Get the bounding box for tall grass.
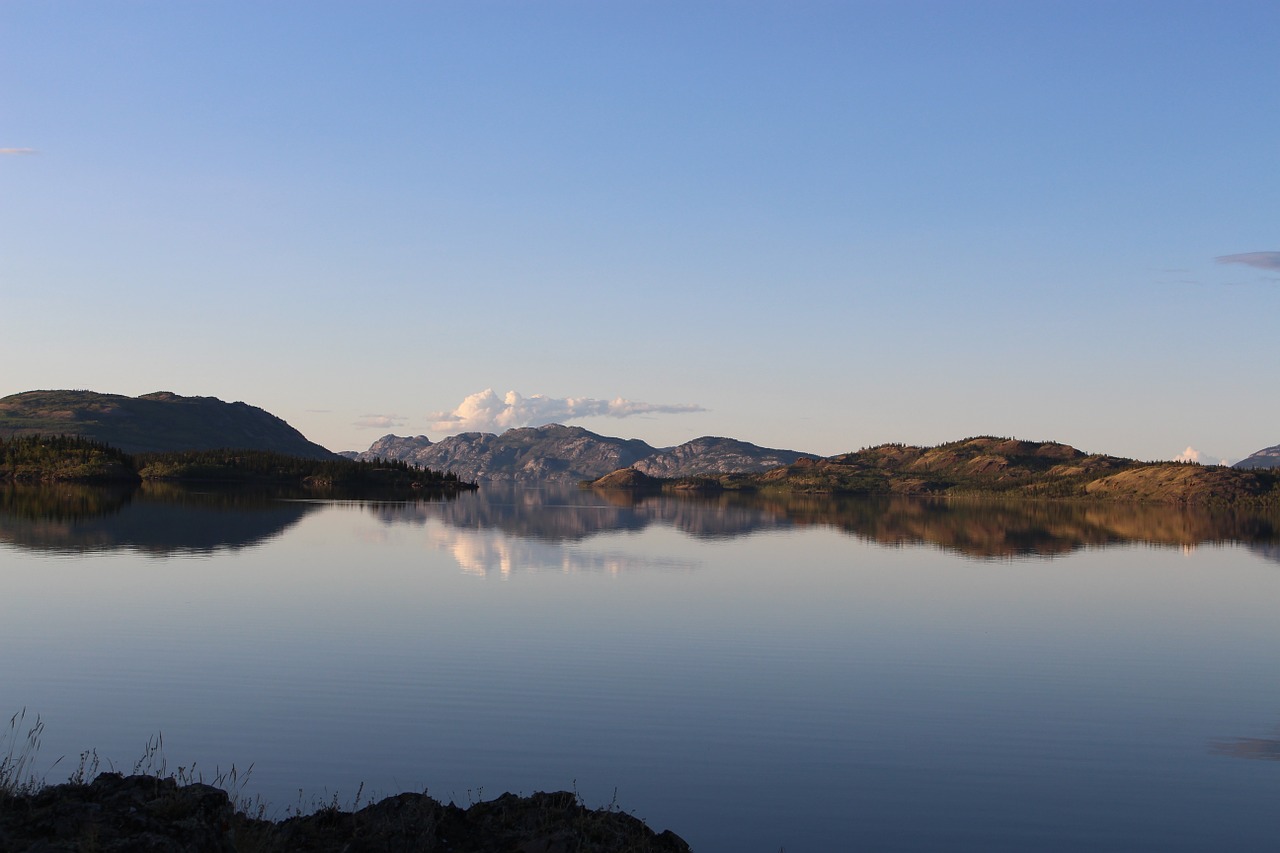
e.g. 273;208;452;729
0;708;48;797
0;713;265;818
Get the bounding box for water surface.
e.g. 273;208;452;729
3;484;1279;851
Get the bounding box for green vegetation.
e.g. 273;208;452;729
592;436;1280;506
0;435;137;483
134;448;467;489
1;435;473;494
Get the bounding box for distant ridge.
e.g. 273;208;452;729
352;424;810;483
0;390;338;459
1235;443;1280;470
590;436;1280;505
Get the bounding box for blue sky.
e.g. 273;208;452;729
2;1;1277;461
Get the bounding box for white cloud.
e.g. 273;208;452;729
1173;446;1233;466
0;148;36;155
428;388;706;434
354;414;407;429
1215;252;1280;271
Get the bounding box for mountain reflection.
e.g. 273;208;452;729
768;493;1280;560
366;486;789;543
0;482;324;556
371;486;1280;563
5;483;1280;563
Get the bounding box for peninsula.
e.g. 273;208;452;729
0;435;472;493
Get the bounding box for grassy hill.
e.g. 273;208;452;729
592;436;1280;506
0;390;336;458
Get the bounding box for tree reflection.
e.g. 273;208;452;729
6;483;1280;562
376;487;1280;561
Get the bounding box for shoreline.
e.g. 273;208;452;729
0;771;691;852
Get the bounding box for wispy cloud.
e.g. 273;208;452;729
1215;252;1280;271
354;414;408;429
428;388;706;434
0;148;37;155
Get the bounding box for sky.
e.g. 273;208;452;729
2;1;1277;462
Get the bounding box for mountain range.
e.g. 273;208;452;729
347;425;811;483
4;389;1279;486
622;435;1280;504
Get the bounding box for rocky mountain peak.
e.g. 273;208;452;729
1235;443;1280;470
354;425;810;483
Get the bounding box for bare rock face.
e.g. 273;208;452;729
0;774;691;853
634;436;808;477
358;434;433;461
355;425;809;484
1236;444;1280;470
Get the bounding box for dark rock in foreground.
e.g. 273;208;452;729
0;773;691;852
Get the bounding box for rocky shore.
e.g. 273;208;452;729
0;772;691;852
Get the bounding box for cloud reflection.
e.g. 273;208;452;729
360;487;1280;564
424;524;698;577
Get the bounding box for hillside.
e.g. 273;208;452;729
1;435;475;495
352;425;809;483
0;390;337;459
1235;443;1280;470
591;436;1280;506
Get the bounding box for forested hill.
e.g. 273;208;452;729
591;436;1280;506
0;390;337;459
0;435;474;492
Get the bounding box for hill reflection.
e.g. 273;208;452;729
0;482;327;556
5;483;1280;563
366;486;789;542
758;492;1280;560
372;486;1280;563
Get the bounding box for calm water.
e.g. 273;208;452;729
3;483;1280;851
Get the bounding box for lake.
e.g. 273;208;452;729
3;482;1280;851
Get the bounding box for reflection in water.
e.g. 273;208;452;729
1212;727;1280;761
370;486;1280;562
424;524;698;577
4;483;1280;853
770;494;1280;560
365;486;788;543
0;482;135;522
0;483;325;556
370;490;700;575
5;482;1280;562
